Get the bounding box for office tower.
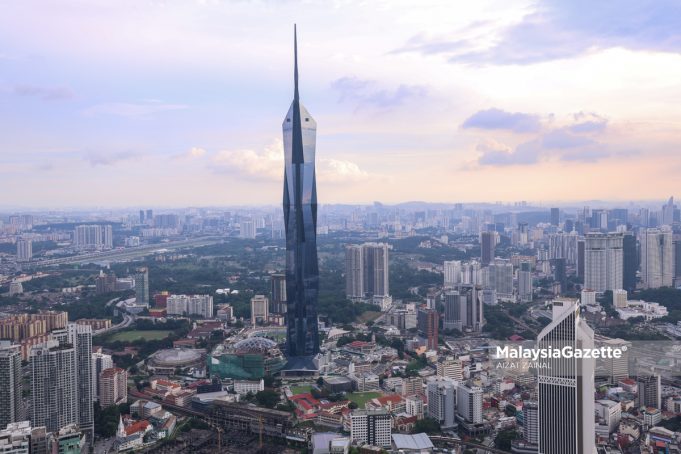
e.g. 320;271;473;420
417;307;438;350
553;258;567;294
426;377;457;429
577;239;585;280
30;341;78;434
523;401;539;445
99;368;127;408
662;196;675;226
640;228;674;289
443;286;483;332
92;351;113;402
345;243;390;303
16;238;32;262
584;233;623;292
550;208;560;226
270;273;287;314
145;209;153;223
283;27;319;362
53;324;93;444
444;260;462;288
483;259;514;301
0;345;22;428
537;298;595;454
518;262;533;303
135;267;149;306
480;231;496;265
166;294;214;318
250;295;269;325
637;375;661;409
239;219;256;239
139;210;145;224
350;409;391;448
622;232;638;292
456;383;483;424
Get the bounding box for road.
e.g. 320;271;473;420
30;236;226;267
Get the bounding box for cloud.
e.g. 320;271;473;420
83;100;188;117
13;84;74;101
212;139;373;183
473;110;623;166
462;108;542;133
174;147;206;160
398;0;681;65
569;112;608;133
86;150;140;167
331;77;426;110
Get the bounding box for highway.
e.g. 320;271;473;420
30;236;226;267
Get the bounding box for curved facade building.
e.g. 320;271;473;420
282;26;320;363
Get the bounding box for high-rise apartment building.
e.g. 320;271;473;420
283;27;320;362
662;196;676;226
73;224;113;250
30;340;78;434
92;350;113;402
270;273;287;314
443;260;462;288
350;409;391;448
0;344;23;428
622;232;638;292
518;261;533;303
523;401;539;446
537;298;595;454
584;233;623;292
99;367;128;408
639;228;674;289
250;295;269;325
480;231;496;265
166;294;214;318
456;383;483;424
550;208;560;226
426;377;457;429
436;357;463;381
345;243;390;304
443;286;483;333
16;238;32;262
239;219;256;239
483;259;514;301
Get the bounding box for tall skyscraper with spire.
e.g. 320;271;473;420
282;25;320;367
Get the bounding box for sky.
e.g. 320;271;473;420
1;0;681;208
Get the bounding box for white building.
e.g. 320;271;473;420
240;220;256;239
250;295;269;325
426;377;457;430
234;379;264;395
405;395;425;420
16;239;32;262
345;243;391;308
595;400;621;433
350;410;391;448
443;260;462;288
640;228;674;289
584;233;623;292
456;383;483;424
616;299;668;321
167;295;214;318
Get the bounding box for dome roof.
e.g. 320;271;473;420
233;337;278;354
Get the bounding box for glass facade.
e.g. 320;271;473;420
282;26;320;359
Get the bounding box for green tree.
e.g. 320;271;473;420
411;417;441;434
255;389;280;408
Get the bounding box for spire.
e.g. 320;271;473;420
294;24;299;102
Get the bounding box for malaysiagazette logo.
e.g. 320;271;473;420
495;344;627;361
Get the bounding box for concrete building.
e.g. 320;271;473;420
350;409;391;448
584;233;623;292
345;243;391;306
456;383;483;424
167;294;214;318
250;295;269;325
92;351;113;402
637;375;661;409
16;239;32;262
640;228;674;289
99;368;127;408
0;345;22;429
426;377;457;430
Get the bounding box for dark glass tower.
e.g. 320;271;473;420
283;25;320;364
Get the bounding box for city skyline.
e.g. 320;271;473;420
2;1;681;206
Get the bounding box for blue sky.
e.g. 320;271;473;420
1;0;681;207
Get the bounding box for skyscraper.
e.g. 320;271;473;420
537;298;595;454
92;350;113;402
16;238;32;262
480;231;496;265
345;243;391;305
550;207;560;226
662;196;675;226
639;228;674;289
456;383;483;424
523;401;539;446
250;295;269;325
30;340;78;434
0;344;22;428
637;375;661;409
443;260;462;288
426;377;457;429
622;232;638;292
518;261;533;303
283;26;319;364
135;267;149;306
584;233;623;292
443;286;483;333
417;307;439;350
270;273;287;314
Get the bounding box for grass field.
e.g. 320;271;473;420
346;391;382;407
108;330;173;342
290;385;313;395
356;311;382;323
